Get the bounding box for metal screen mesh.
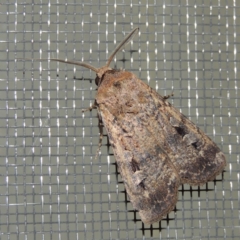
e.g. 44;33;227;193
1;0;239;239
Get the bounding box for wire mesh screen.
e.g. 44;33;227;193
1;0;239;239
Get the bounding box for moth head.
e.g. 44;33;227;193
94;27;139;86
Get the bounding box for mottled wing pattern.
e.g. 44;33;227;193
96;69;226;224
149;86;226;185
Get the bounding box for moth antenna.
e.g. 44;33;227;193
17;58;99;73
17;28;139;79
105;27;139;68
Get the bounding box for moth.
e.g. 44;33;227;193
21;28;226;224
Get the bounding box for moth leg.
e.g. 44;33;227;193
163;92;174;100
82;100;97;112
94;116;104;160
81;100;102;159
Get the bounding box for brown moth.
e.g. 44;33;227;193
21;28;226;224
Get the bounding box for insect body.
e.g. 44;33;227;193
22;28;226;224
96;68;226;224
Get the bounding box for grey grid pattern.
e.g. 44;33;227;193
0;0;239;239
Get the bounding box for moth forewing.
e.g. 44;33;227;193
96;70;181;224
